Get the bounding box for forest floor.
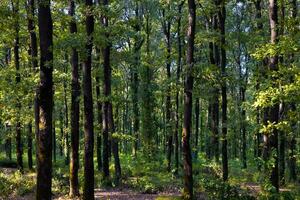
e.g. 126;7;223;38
1;154;299;200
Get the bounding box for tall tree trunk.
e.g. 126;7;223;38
182;0;195;198
131;1;141;157
254;0;263;162
101;0;111;182
82;0;95;199
63;71;70;165
53;118;56;163
101;0;121;184
36;0;53;198
174;1;183;175
162;8;172;172
110;104;121;184
211;14;220;163
69;0;80;197
195;98;200;157
218;0;228;181
289;0;297;182
60;113;64;157
28;123;33;169
95;69;102;171
264;0;279;191
12;0;23;172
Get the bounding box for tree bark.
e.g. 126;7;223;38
174;1;183;175
218;0;228;181
162;7;172;172
101;0;111;182
265;0;279;192
12;0;23;172
95;69;102;171
195;98;200;158
28;123;33;169
69;0;80;197
182;0;195;198
82;0;95;199
131;1;141;157
36;0;53;198
288;0;297;182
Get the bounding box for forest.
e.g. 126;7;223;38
0;0;299;199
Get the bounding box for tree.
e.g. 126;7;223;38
36;0;53;199
12;0;23;172
161;4;172;172
218;0;228;182
265;0;279;191
82;0;95;198
182;0;196;199
69;0;80;197
174;0;184;175
25;0;38;171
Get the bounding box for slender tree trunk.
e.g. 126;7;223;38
241;87;247;168
69;0;80;197
95;71;102;171
28;123;33;169
60;113;64;157
265;0;279;191
254;0;263;162
63;73;70;165
12;0;23;172
101;0;111;182
53;119;56;163
174;1;183;175
182;0;195;198
26;0;38;172
110;104;121;184
162;8;172;172
36;0;53;198
131;1;141;157
278;0;285;185
218;0;228;181
82;0;95;199
195;98;200;157
211;14;220;163
289;0;297;182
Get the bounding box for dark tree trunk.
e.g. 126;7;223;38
26;0;38;172
278;1;285;185
131;1;141;157
254;0;263;162
28;123;33;169
82;0;95;199
241;87;247;169
288;0;297;182
195;98;200;156
218;0;228;181
101;0;121;184
264;0;279;192
60;113;64;157
53;119;56;163
63;72;70;165
101;0;111;182
182;0;195;198
95;72;102;171
162;8;172;172
212;14;220;163
174;1;183;175
12;0;23;172
110;104;121;184
36;0;53;199
5;137;12;160
69;0;80;197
